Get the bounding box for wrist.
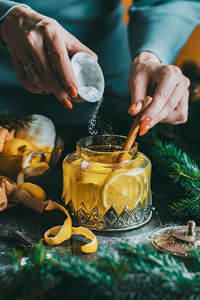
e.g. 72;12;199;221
133;52;161;64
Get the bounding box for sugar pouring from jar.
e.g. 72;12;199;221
71;52;105;103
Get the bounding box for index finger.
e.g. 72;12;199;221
140;66;181;121
44;31;78;99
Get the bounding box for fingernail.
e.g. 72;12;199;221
62;99;73;110
140;118;150;129
69;84;78;99
128;103;137;114
139;126;150;136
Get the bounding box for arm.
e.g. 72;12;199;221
128;0;200;64
127;0;200;133
0;0;30;47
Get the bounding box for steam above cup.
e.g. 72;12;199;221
71;52;105;103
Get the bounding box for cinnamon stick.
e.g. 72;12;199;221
117;96;153;163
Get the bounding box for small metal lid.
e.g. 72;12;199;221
151;221;200;257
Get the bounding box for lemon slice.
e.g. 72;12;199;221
102;168;144;213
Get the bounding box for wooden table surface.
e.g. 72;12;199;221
0;126;184;266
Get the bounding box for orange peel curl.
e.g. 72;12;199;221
44;200;97;253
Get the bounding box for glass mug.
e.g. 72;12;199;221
63;135;152;231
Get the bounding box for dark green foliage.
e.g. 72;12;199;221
0;107;33;130
182;61;200;89
153;139;200;181
2;242;200;300
152;139;200;218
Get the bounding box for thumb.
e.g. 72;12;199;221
128;73;148;116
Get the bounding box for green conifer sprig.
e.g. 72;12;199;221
152;139;200;217
0;107;33;131
2;242;200;300
169;197;200;218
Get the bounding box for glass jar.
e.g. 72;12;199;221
63;135;152;231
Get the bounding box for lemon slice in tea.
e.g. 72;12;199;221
102;168;144;213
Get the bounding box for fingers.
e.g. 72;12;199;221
161;90;189;125
11;47;49;93
44;27;78;99
23;62;49;93
140;65;182;122
139;82;189;136
128;71;148;116
128;101;143;116
147;77;189;128
10;50;42;94
11;48;72;109
10;32;49;93
25;30;72;108
135;63;190;136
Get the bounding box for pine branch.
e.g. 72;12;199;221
153;139;200;182
170;196;200;217
2;242;200;300
0;107;33;131
152;139;200;218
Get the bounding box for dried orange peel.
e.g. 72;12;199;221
44;200;98;253
14;182;47;214
17;162;49;185
72;227;98;253
44;200;72;245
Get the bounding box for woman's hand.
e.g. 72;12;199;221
0;6;97;109
128;52;190;135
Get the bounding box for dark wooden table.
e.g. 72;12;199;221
0;126;183;266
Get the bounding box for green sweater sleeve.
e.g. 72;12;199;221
128;0;200;64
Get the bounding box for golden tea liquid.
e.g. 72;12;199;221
63;135;152;231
